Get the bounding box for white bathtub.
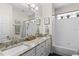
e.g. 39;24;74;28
52;45;78;56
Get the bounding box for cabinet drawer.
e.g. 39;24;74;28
36;47;46;56
21;48;35;56
36;42;45;51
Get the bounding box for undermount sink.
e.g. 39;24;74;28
23;37;43;47
25;36;36;41
1;43;30;56
36;34;47;37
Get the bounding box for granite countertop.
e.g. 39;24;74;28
0;35;50;56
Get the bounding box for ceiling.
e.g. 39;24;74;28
53;3;71;9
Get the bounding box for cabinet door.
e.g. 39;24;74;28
21;48;35;56
45;39;51;56
36;42;46;56
36;46;46;56
36;42;45;50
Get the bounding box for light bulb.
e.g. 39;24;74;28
35;7;38;10
30;4;35;8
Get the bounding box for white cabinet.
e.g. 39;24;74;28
45;38;51;56
22;42;46;56
21;48;35;56
36;42;46;56
21;36;51;56
36;47;46;56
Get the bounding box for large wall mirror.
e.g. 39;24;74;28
14;18;40;38
20;19;38;38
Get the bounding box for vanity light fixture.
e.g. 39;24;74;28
76;13;79;17
30;4;35;8
61;16;63;19
66;15;70;18
35;7;38;10
27;3;39;11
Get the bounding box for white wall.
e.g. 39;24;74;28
0;3;13;38
39;3;55;35
42;3;52;17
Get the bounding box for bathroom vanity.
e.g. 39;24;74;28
0;35;52;56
